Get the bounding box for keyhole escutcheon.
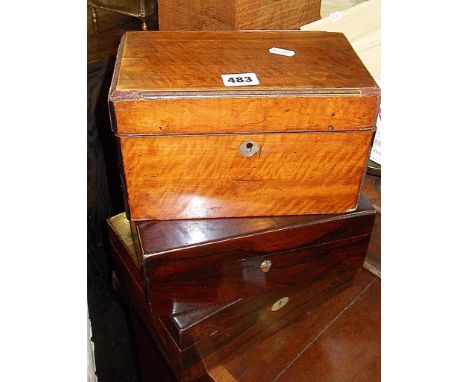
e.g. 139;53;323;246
239;141;260;157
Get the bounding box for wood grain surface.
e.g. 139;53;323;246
124;195;375;316
157;0;321;31
275;278;380;382
135;193;373;255
110;31;380;220
111;31;378;93
120;131;373;220
235;0;321;29
110;213;373;381
113;96;378;135
110;31;379;136
207;270;378;382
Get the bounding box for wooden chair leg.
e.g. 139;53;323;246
90;5;98;30
141;15;147;31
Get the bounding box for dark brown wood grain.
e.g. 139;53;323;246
110;214;374;381
162;258;361;351
161;271;361;382
128;194;375;316
205;270;377;382
157;0;321;31
109;31;380;220
146;234;372;317
276;278;381;382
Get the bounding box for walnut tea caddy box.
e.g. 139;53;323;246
109;31;380;220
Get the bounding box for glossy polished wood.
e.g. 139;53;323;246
120;131;373;220
122;272;380;382
158;0;321;31
110;31;380;220
207;272;379;382
109;194;375;316
110;211;375;381
276;278;380;382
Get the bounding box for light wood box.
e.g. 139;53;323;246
109;31;380;220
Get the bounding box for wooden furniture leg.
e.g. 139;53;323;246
90;4;98;28
140;15;147;30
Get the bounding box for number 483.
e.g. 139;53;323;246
227;76;253;83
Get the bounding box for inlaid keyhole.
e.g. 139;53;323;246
271;297;289;312
260;260;272;273
239;141;260;157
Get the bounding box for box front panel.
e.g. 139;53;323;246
146;232;372;316
120;130;373;220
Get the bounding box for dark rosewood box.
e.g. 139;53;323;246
107;194;375;317
109;31;380;220
107;204;374;382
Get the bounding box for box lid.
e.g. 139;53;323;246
109;31;380;135
135;193;374;258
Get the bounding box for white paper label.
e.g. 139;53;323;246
221;73;259;87
370;79;382;164
329;11;343;22
269;47;295;57
370;108;381;164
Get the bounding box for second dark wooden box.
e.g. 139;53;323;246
108;207;374;382
108;194;375;317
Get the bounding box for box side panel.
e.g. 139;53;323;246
120;130;373;220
